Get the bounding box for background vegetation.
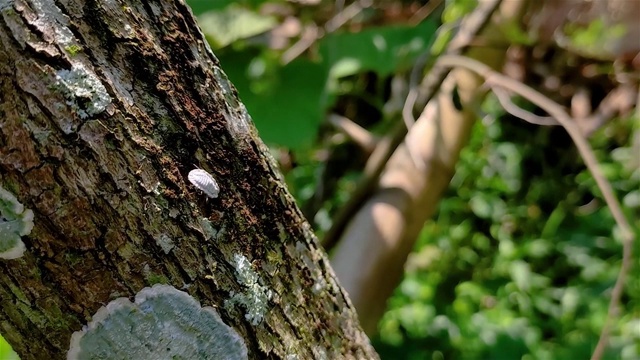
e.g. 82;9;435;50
1;0;637;359
375;110;639;359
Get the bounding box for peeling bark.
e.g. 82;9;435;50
0;0;376;359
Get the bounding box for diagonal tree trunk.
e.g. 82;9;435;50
0;1;376;359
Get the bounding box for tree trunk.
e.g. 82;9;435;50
0;1;376;359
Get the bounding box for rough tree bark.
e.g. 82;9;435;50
0;0;376;359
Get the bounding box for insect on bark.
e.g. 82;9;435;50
188;169;220;198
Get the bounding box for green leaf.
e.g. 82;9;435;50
187;0;236;14
218;50;330;149
198;6;277;49
319;20;437;80
0;337;18;360
565;18;628;59
509;260;532;292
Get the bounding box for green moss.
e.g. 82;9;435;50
28;266;42;280
1;180;20;196
64;253;83;267
15;301;48;327
7;283;29;306
42;301;73;330
64;44;82;56
117;242;136;259
145;272;169;286
266;250;282;267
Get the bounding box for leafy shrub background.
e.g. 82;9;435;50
375;110;639;359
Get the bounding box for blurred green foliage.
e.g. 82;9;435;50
320;21;437;79
198;1;436;149
199;6;278;49
0;337;18;360
563;18;628;60
374;110;640;359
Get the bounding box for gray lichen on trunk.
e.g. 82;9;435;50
0;186;34;260
68;284;248;360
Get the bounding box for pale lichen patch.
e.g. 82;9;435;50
0;186;34;260
294;241;327;294
198;217;218;240
154;233;174;254
55;63;112;121
27;0;76;47
68;284;248;360
225;254;273;326
212;66;251;137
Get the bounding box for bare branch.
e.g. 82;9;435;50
578;85;638;136
281;24;320;65
492;87;559;126
281;0;372;65
324;0;372;32
408;0;444;25
328;113;377;153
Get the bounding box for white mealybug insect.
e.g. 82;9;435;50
188;169;220;199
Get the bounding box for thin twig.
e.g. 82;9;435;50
438;54;635;360
281;0;372;65
408;0;444;25
281;25;320;65
328;113;377;153
579;85;638;136
325;0;372;32
399;28;443;171
402;19;459;129
492;87;559;126
417;0;502;102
